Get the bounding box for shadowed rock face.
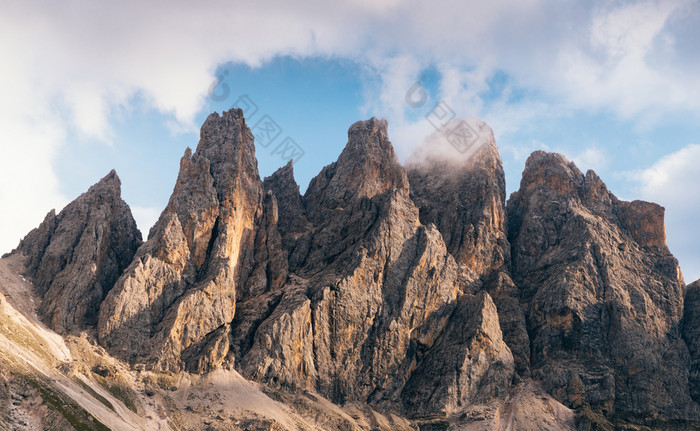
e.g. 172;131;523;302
9;170;142;334
508;150;697;421
261;160;311;273
406;123;508;281
401;291;514;415
684;280;700;403
406;124;530;378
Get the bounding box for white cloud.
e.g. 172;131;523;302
634;144;700;205
632;144;700;282
569;145;608;174
555;0;699;117
500;139;551;163
2;0;700;254
0;116;68;254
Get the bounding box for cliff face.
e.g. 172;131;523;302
406;122;530;379
8;110;700;429
97;109;270;373
508;151;696;422
683;280;700;403
8;170;142;334
233;118;514;416
406;121;508;281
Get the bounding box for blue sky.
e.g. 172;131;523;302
1;0;699;281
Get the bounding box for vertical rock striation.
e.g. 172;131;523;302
406;122;508;280
684;280;700;404
24;110;687;427
98;109;267;372
231;117;515;417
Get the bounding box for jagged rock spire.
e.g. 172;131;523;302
10;170;142;333
98;109;264;372
303;117;409;221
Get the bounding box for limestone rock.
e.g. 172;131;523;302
683;280;700;403
98;109;266;372
10;170;141;333
406;123;530;377
233;118;515;417
482;270;531;378
262;161;312;272
262;161;310;245
401;291;514;416
508;150;697;422
303;117;409;221
9;110;700;428
406;122;508;280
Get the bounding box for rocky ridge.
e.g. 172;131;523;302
97;110;275;374
406;123;530;378
683;280;700;405
4;109;700;429
233;117;514;417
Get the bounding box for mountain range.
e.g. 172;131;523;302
1;109;699;430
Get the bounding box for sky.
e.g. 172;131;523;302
1;0;699;281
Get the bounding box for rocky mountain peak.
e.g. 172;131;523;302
262;161;309;252
406;124;530;379
518;150;584;197
513;150;669;252
615;199;667;249
9;170;142;334
406;123;508;280
345;116;390;152
98;108;264;372
508;150;694;422
304;117;409;217
406;118;497;171
273;158;294;178
96;168;120;188
197;109;252;155
7;111;700;429
195;109;260;204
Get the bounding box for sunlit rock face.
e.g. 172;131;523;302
233;117;514;416
98;109;270;373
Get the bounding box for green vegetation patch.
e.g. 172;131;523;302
74;377;114;412
25;374;111;431
92;372;140;413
